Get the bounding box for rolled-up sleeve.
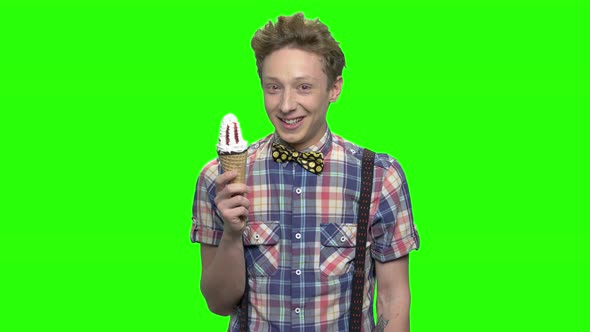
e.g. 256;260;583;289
190;160;224;246
371;159;419;262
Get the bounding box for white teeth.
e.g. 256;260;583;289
284;118;302;125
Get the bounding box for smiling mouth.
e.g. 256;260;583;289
280;117;304;125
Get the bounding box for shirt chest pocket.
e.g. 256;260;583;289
320;223;357;277
243;221;280;277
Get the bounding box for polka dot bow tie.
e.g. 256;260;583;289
271;142;324;174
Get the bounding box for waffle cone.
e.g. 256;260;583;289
218;151;247;184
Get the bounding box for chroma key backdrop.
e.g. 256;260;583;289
1;1;587;331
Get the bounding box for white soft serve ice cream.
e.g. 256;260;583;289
217;113;248;154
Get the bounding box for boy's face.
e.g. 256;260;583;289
261;47;342;151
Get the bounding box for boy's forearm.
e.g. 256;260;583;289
201;235;246;316
376;290;410;332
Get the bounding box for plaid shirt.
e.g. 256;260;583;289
191;130;419;332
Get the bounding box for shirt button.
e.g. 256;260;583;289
295;188;302;195
340;236;347;243
350;148;356;154
294;308;301;314
295;233;302;240
295;269;301;276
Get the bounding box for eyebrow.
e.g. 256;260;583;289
263;76;316;82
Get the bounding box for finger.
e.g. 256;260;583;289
226;183;249;197
214;185;249;210
218;195;250;214
214;171;237;191
222;206;249;225
229;194;250;210
218;183;249;200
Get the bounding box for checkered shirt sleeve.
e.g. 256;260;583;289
371;157;420;262
190;159;224;246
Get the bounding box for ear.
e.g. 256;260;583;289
329;76;343;102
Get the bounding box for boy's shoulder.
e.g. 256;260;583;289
332;133;401;170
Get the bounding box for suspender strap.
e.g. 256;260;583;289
349;148;375;332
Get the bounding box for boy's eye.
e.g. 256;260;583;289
299;84;312;91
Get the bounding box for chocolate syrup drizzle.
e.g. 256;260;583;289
234;123;240;143
225;123;241;145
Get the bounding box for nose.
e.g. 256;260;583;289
279;89;296;113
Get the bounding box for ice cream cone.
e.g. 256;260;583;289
217;113;248;184
218;151;248;184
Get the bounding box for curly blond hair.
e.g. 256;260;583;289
251;13;345;87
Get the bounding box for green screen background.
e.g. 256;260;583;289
2;1;588;331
